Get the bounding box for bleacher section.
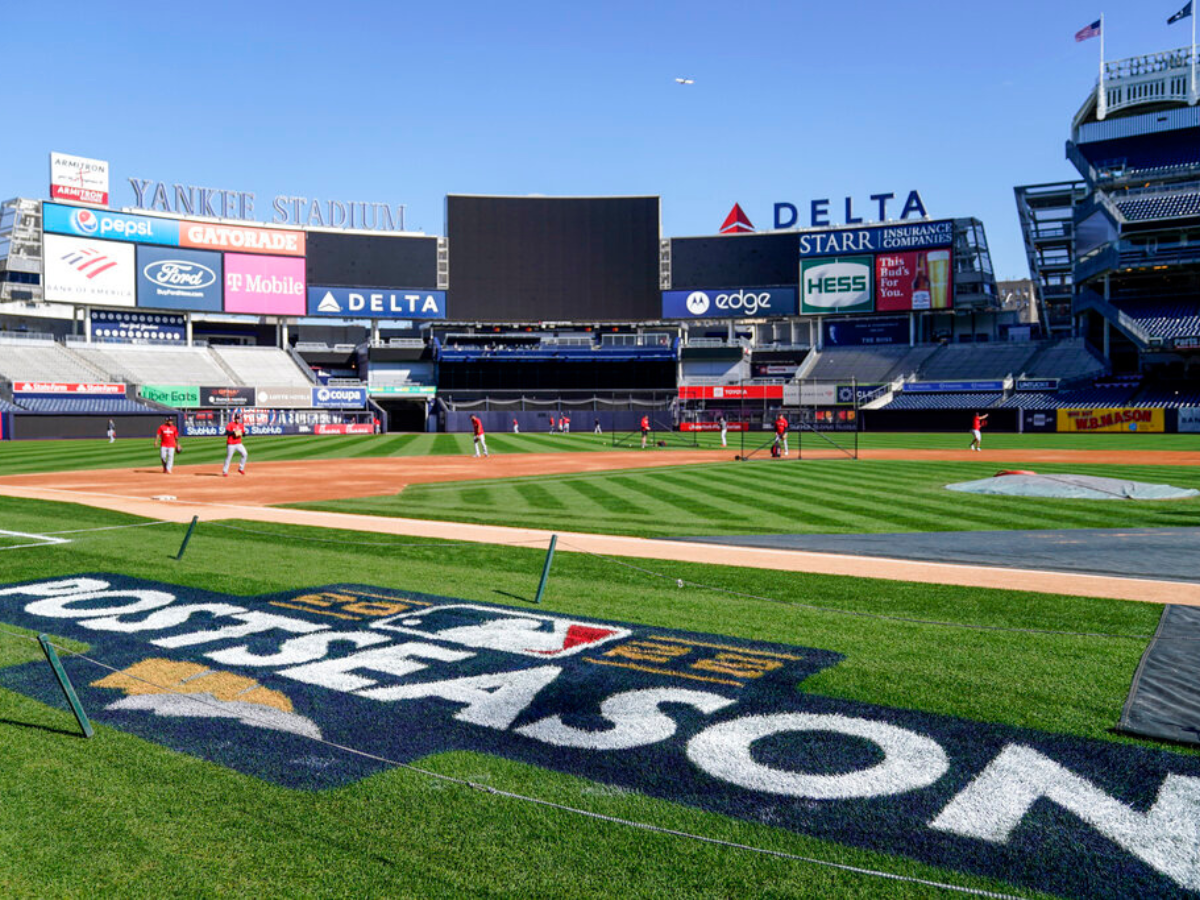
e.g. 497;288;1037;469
15;396;160;414
1114;299;1200;339
0;398;23;412
1121;386;1200;408
999;386;1137;409
1079;131;1200;180
1021;337;1107;379
1114;190;1200;221
71;345;233;386
804;345;938;383
915;342;1036;381
211;346;313;387
0;340;112;383
883;392;1003;410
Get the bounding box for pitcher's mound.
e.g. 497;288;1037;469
947;472;1199;501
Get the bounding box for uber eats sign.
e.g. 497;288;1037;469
801;256;874;315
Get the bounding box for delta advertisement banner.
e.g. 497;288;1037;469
223;253;306;316
43;202;180;247
181;221;305;256
822;317;908;347
255;386;316;408
875;250;953;311
307;287;447;319
661;288;798;319
801;257;873;315
13;382;125;395
797;219;954;258
311;386;367;409
49;153;109;206
90;310;186;343
43;234;136;307
136;246;222;311
677;385;783;400
1057;408;1165;433
201;386;257;408
1179;407;1200;433
139;385;201;408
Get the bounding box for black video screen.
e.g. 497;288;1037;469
670;233;800;289
446;195;660;321
306;232;439;288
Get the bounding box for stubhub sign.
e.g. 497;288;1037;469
662;287;797;319
307;286;446;320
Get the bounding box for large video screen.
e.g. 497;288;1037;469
670;233;800;290
446;195;660;321
306;232;439;289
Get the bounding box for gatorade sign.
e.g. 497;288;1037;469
801;257;873;314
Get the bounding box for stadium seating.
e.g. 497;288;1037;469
882;392;1003;410
999;386;1138;409
1113;299;1200;338
1125;386;1200;408
210;346;314;387
71;345;233;386
914;342;1037;381
0;340;114;383
803;345;935;383
1114;191;1200;221
15;396;161;414
0;398;23;412
1080;131;1200;179
1020;338;1108;380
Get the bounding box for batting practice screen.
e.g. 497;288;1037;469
669;232;801;290
446;195;661;321
306;232;439;288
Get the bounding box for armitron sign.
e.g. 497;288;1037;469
0;574;1196;899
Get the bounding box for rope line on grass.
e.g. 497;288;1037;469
41;521;178;536
0;626;1024;900
556;540;1161;642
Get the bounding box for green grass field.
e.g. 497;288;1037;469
1;433;1198;898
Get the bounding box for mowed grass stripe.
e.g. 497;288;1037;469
559;479;658;516
513;483;568;511
608;474;759;524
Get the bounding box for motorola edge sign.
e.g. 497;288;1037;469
662;287;797;319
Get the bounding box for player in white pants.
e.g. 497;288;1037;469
221;415;248;476
719;416;728;448
471;415;489;457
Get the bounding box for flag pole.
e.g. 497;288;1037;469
1097;12;1107;120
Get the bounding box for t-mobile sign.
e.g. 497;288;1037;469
224;253;305;315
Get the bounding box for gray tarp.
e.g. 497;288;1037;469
946;473;1199;501
1119;605;1200;747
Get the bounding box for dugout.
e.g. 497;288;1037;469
860;407;1021;432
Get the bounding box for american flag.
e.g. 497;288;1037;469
1075;19;1102;41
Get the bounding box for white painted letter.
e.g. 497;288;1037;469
152;612;326;648
207;630;391;668
279;641;470;693
358;665;562;730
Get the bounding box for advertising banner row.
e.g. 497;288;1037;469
801;250;952;315
138;385;367;409
42;203;446;319
1057;408;1165;433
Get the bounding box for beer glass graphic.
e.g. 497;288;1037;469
927;250;950;309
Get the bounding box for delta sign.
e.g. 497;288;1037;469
1;574;1197;899
306;286;447;319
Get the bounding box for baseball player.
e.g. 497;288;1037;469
594;418;602;435
107;419;116;444
718;415;728;448
970;412;989;452
640;415;651;449
773;413;789;456
512;418;520;434
562;415;570;434
154;417;180;473
471;414;489;457
549;415;556;434
221;413;248;476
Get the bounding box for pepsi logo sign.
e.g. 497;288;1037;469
70;208;99;235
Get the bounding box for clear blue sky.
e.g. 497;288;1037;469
4;0;1192;278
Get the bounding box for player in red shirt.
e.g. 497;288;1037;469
221;413;248;476
512;417;520;434
154;417;180;474
970;412;989;452
562;415;571;434
549;415;556;434
471;414;489;458
640;415;651;449
773;413;789;457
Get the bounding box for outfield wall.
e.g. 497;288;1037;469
443;410;669;434
5;414;167;440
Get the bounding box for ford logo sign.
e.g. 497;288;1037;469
144;260;217;289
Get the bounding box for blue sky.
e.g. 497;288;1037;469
4;0;1192;278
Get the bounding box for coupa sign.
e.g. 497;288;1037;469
311;386;366;408
1;574;1197;899
662;288;797;319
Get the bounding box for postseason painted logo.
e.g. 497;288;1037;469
1;575;1198;899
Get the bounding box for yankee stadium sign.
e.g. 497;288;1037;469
128;178;407;232
2;575;1197;899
